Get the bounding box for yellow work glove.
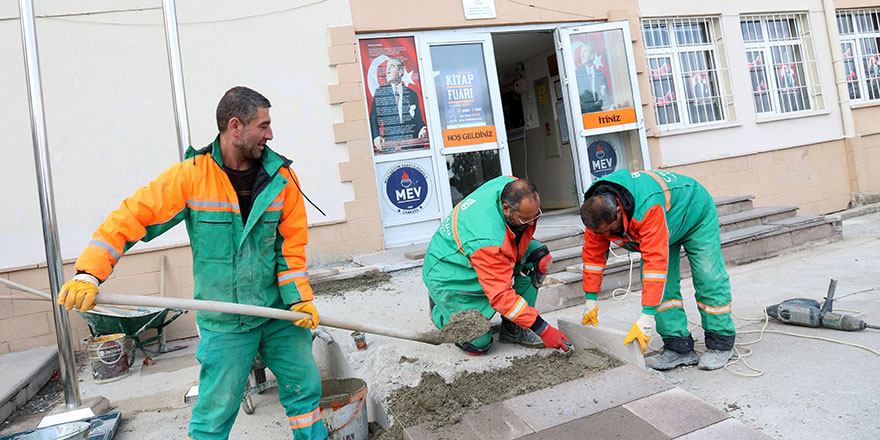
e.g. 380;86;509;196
582;299;598;326
623;313;654;355
58;274;100;311
290;300;320;329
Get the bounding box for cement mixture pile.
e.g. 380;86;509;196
370;348;620;439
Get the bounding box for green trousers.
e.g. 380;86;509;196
653;202;736;352
429;275;538;349
188;319;328;440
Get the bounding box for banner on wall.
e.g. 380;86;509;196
375;158;440;222
359;37;430;155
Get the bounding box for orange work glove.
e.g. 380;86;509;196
290;300;320;329
58;274;100;311
623;313;655;355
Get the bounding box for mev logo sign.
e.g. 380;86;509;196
587;139;618;178
383;163;430;214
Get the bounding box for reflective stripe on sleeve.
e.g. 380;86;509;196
89;240;121;261
278;271;309;286
504;297;528;321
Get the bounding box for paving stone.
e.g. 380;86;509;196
504;365;672;432
557;317;645;368
676;418;774;439
519;406;669;440
623;388;729;438
403;402;534;440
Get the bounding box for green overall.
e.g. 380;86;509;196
423;176;544;350
584;169;735;352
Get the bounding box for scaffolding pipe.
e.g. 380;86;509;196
162;0;191;161
18;0;81;409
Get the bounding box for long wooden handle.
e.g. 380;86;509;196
96;293;443;345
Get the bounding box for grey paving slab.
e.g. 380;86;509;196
0;346;57;404
675;418;774;440
623;388;730;438
519;406;669;440
504;364;672;432
403;402;535;440
557;317;645;368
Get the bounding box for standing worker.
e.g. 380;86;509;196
57;87;329;439
579;169;735;370
423;176;571;355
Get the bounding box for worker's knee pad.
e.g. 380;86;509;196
455;333;493;355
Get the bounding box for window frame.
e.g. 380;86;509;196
836;8;880;104
740;13;824;118
642;16;735;132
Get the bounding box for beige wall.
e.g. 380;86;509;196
664;140;853;215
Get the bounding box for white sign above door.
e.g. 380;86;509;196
462;0;496;20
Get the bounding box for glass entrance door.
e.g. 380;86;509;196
554;22;651;200
419;33;512;213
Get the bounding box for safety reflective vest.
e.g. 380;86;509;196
581;169;711;313
74;137;312;332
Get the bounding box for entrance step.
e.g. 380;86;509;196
719;205;797;233
714;194;755;217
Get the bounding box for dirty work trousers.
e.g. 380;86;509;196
187;319;328;440
654;196;736;353
429;275;538;350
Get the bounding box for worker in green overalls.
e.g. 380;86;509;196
422;176;571;355
579;169;736;370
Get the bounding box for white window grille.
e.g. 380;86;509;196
641;16;735;131
740;13;823;116
836;8;880;103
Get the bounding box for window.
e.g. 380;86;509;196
740;13;823;116
837;9;880;103
642;17;735;130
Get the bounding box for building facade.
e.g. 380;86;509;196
0;0;877;353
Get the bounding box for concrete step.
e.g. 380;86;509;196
535;214;841;313
718;205;797;233
714;194;755;217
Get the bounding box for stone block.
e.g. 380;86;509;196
339;158;376;182
0;313;49;341
328;44;357;65
404;402;534;440
333;120;369;143
11;296;53;316
8;268;51;291
0;342;9;354
346;139;373;161
352;177;379;199
344;197;381;220
677;417;774;439
99;271;160;296
623;388;729;437
0;400;14;424
0;298;12;320
336;63;363;85
342;100;367;122
9;333;60;352
504;365;672;432
557;317;645;368
328;82;363;105
519;406;667;440
328;25;355;46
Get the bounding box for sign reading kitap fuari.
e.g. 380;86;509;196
440;69;496;147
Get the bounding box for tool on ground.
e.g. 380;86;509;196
766;279;880;331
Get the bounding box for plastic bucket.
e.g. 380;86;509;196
82;333;132;383
18;421;91;440
319;378;368;440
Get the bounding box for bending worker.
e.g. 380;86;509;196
57;87;328;439
423;176;571;355
579;169;735;370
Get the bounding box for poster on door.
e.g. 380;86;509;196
375;157;440;223
585;133;625;180
441;69;487;128
569;29;637;131
359;37;430;155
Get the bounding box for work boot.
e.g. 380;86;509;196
455;339;492;356
698;348;734;370
499;318;545;348
644;349;699;370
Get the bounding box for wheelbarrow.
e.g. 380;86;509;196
79;306;188;364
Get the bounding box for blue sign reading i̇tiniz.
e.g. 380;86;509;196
383;162;430;214
587;139;618;178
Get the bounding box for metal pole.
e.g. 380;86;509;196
18;0;81;409
162;0;191;161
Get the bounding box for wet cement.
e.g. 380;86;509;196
313;272;392;297
370;348;621;439
437;309;491;344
